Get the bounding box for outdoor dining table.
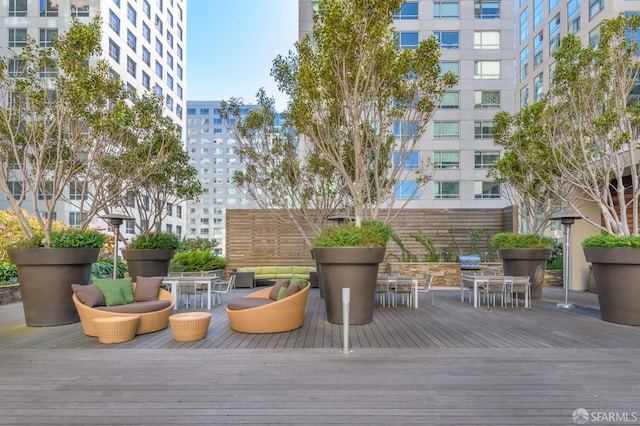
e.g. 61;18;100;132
460;275;513;308
383;275;419;309
162;275;222;311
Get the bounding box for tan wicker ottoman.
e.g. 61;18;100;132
93;315;140;344
169;312;211;341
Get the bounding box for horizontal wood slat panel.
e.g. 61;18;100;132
226;207;513;270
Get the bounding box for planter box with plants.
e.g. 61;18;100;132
122;232;182;280
8;228;106;327
313;221;391;325
492;233;553;299
583;235;640;326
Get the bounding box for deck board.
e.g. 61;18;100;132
1;287;640;425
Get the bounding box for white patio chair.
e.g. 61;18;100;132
212;274;236;306
478;276;507;309
417;275;435;307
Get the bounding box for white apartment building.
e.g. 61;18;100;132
0;0;187;241
516;0;640;109
185;100;261;256
298;0;514;209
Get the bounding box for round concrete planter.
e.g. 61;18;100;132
313;247;386;325
497;248;551;299
583;247;640;326
8;247;99;327
122;249;175;281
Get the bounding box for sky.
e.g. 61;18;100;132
186;0;299;111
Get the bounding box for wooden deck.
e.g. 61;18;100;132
1;287;640;425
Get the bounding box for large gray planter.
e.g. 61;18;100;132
584;247;640;326
8;247;99;327
497;248;551;299
313;247;386;325
122;249;175;281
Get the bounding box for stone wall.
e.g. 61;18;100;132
387;262;563;288
0;285;21;305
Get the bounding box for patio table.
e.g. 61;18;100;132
162;276;221;311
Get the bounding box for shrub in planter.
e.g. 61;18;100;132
313;220;391;248
491;232;553;249
127;232;182;250
170;250;226;273
0;261;18;285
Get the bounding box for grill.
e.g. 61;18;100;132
458;255;481;270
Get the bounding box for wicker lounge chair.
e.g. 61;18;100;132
226;282;310;333
72;286;175;336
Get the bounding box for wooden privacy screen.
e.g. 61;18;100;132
225;207;513;270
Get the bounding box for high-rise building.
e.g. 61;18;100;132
516;0;640;111
0;0;187;240
185;101;261;256
298;0;514;209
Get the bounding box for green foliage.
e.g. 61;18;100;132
546;240;564;270
170;250;226;272
582;234;640;248
91;258;127;279
492;233;553;249
128;232;182;250
0;262;18;285
469;227;489;256
388;231;417;262
313;221;391;247
272;0;456;225
180;238;218;252
411;231;439;262
12;228;106;249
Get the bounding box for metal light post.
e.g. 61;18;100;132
101;214;134;279
551;213;582;309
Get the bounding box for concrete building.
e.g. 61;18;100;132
298;0;514;210
0;0;187;241
185;101;261;256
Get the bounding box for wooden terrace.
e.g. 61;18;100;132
1;287;640;425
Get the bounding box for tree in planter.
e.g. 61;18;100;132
0;17;181;244
220;89;349;247
271;0;456;228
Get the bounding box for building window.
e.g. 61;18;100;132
39;29;57;47
393;152;419;169
438;92;459;109
127;56;136;77
533;0;543;29
167;74;173;89
177;24;183;41
177;45;183;60
155;38;163;57
520;86;529;108
166;95;173;111
397;32;419;49
127;30;137;51
176;205;182;218
9;0;28;17
142;72;150;90
433;2;459;19
549;0;560;12
434;31;459;49
167;32;174;48
440;61;459;78
143;0;150;17
108;39;120;63
395;181;419;200
589;0;603;20
155;61;163;78
474;1;499;19
167;52;174;69
520;47;529;82
589;25;601;48
474;61;500;79
474;151;500;168
475;181;501;199
534;72;544;102
142;47;150;66
533;31;543;69
394;2;419;19
567;0;581;34
142;23;151;43
474;91;500;109
71;0;90;16
8;59;26;77
519;8;529;44
434;151;459;169
40;0;58;16
8;181;23;198
109;10;120;34
433;121;459;139
155;15;163;33
69;212;88;229
550;14;561;54
127;3;137;25
9;29;28;48
165;224;172;233
474;121;494;139
392;121;418;139
125;219;135;234
69;181;82;200
434;181;459;199
474;31;500;49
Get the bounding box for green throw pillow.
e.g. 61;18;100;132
101;287;127;306
290;276;309;289
92;277;135;304
277;286;288;300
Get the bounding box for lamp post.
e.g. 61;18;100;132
551;213;582;309
101;214;134;279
